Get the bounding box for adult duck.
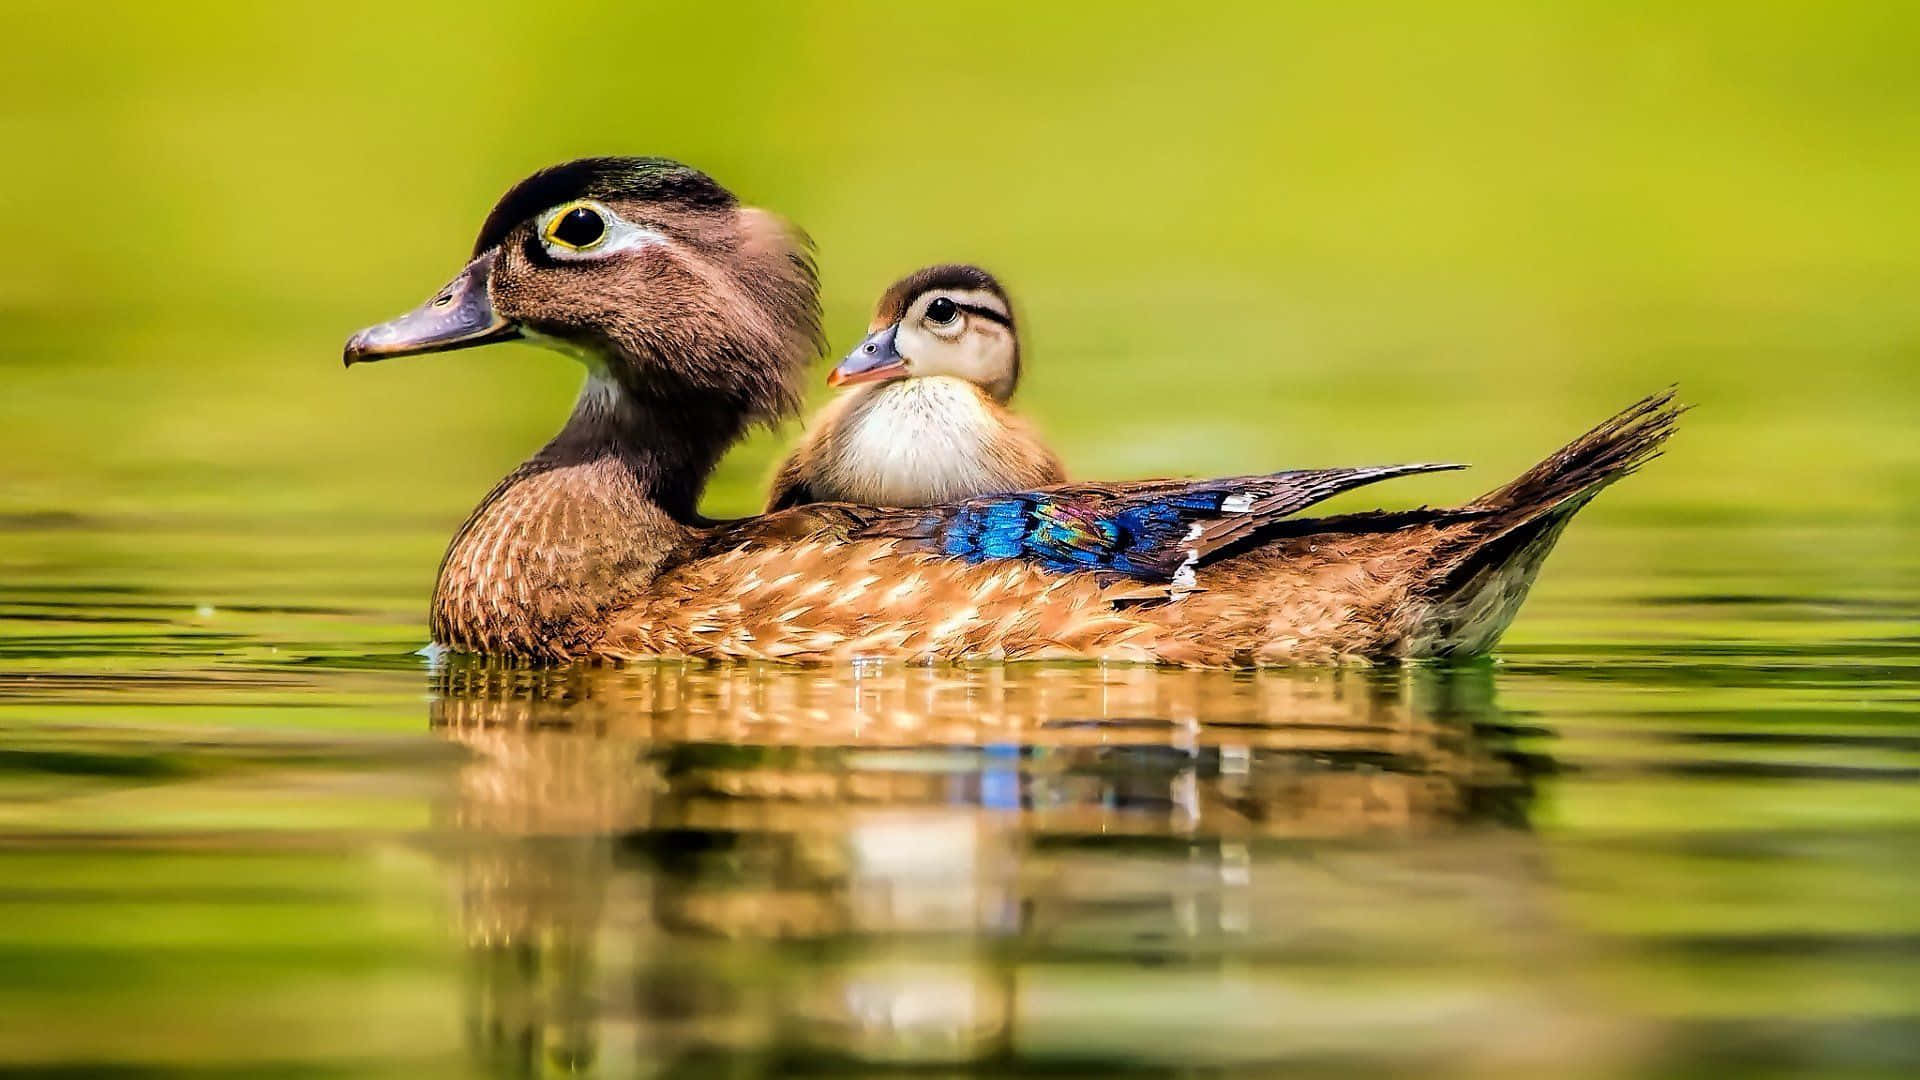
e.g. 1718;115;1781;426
767;263;1064;510
344;156;1679;666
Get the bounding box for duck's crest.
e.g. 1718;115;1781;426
472;156;735;256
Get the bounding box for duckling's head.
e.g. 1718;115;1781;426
830;264;1020;403
345;157;822;428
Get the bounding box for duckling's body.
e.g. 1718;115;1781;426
769;377;1064;509
346;157;1679;667
768;264;1064;510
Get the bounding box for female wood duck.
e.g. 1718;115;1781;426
765;264;1065;510
345;156;1680;667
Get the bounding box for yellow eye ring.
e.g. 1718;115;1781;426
544;202;608;250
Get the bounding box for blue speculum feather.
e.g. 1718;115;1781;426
936;488;1236;577
898;464;1475;585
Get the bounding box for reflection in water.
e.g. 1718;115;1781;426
430;663;1617;1076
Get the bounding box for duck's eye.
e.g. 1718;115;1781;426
546;206;607;250
924;297;959;325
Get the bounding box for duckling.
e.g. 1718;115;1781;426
345;156;1680;666
766;265;1064;510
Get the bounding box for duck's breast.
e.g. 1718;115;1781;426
818;378;1026;506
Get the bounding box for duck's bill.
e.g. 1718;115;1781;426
828;323;908;386
343;250;520;366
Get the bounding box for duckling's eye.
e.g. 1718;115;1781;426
546;206;606;250
924;297;959;325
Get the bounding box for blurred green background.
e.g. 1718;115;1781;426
4;5;1919;1074
3;0;1916;602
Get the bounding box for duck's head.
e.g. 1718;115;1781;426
830;264;1020;403
345;157;822;427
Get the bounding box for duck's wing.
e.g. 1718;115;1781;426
839;463;1469;584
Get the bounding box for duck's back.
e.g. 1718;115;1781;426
602;391;1681;667
768;377;1064;510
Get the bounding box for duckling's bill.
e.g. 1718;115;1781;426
828;323;907;386
343;250;520;366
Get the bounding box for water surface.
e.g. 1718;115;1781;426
2;516;1914;1077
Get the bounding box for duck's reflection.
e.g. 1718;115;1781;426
430;663;1586;1076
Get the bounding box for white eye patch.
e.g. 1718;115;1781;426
534;200;671;263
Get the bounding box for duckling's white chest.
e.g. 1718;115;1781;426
817;378;1010;506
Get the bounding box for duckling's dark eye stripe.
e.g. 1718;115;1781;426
956;303;1012;327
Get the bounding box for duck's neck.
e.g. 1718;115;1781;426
430;374;744;659
536;374;744;522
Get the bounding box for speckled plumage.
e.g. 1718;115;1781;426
428;390;1679;665
346;157;1681;667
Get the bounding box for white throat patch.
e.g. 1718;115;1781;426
822;378;1006;506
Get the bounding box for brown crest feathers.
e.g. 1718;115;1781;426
473;156;736;257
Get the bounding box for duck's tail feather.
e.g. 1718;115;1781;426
1412;389;1684;657
1471;387;1683;518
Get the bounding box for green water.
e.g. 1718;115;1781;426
3;2;1918;1075
6;525;1915;1075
